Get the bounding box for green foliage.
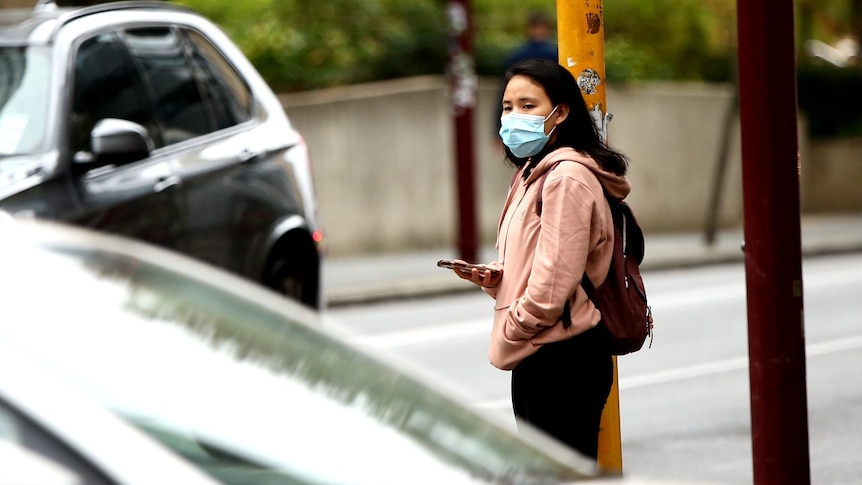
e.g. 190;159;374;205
475;0;738;82
603;0;736;82
174;0;448;92
173;0;737;89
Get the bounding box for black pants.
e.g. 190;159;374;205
511;327;614;459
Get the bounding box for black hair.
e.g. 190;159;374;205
501;58;628;178
528;11;552;29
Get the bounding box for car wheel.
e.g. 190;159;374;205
264;236;320;309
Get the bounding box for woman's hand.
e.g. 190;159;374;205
451;259;502;288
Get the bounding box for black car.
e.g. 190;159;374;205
0;1;325;308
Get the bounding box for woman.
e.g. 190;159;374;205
449;58;631;460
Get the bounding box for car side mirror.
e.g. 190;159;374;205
83;118;154;167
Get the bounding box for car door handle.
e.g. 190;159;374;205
153;175;181;193
239;149;262;164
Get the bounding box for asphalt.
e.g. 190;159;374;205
323;212;862;307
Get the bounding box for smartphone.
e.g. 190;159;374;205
436;259;500;278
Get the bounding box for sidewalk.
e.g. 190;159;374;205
323;212;862;307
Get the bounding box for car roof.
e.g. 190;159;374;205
0;1;196;44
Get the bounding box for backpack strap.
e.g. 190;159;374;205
534;160;564;216
583;195;623;297
533;160;607;328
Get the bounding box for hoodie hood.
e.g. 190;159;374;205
524;147;631;201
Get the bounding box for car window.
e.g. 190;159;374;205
123;27;210;146
0;46;51;156
184;29;253;130
0;399;113;485
71;33;159;155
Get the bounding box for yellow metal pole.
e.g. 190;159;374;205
555;0;623;476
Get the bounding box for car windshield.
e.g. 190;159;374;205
0;46;51;158
1;222;594;485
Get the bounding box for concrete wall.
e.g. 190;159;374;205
281;76;859;257
802;137;862;212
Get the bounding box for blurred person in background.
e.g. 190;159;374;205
494;11;559;141
505;11;558;69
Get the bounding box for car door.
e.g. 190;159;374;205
138;26;302;275
67;31;185;250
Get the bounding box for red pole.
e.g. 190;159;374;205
736;2;811;483
446;0;478;262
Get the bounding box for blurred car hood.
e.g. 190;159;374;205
0;217;599;484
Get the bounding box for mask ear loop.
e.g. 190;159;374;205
543;105;560;137
543;105;560;122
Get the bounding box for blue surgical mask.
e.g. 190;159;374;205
499;105;559;158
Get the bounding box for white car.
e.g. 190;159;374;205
0;215;605;484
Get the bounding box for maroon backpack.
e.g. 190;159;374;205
534;161;653;355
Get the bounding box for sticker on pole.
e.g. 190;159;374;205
577;69;602;95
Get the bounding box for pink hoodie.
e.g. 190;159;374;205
482;147;631;370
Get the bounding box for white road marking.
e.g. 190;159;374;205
354;318;490;347
473;335;862;410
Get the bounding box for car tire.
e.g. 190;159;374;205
264;234;320;310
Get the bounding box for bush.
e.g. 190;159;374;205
603;0;736;82
175;0;448;92
172;0;739;89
